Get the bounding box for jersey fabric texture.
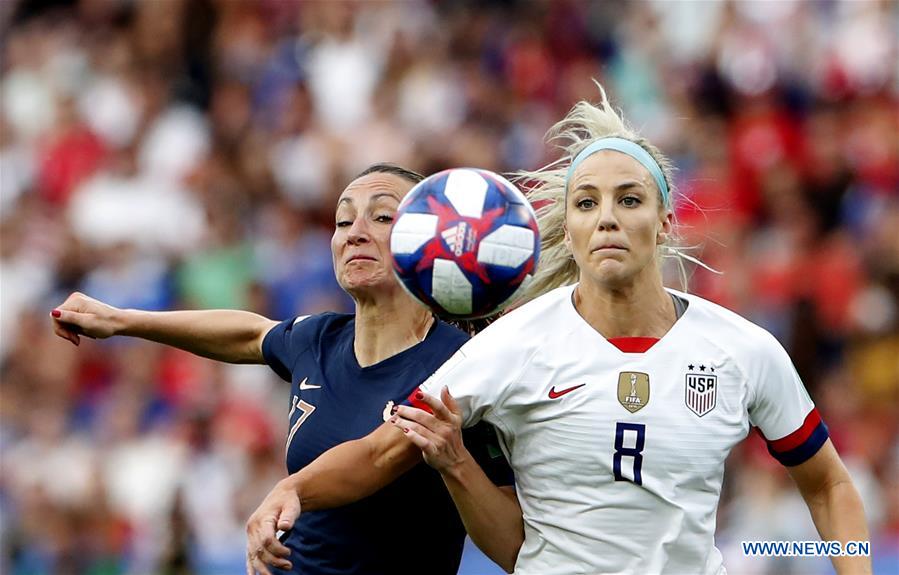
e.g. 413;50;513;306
414;284;828;575
262;312;512;575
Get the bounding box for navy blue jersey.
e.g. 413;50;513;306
262;312;513;575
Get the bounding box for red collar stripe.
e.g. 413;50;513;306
607;337;660;353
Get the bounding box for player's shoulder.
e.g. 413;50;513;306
431;319;471;346
309;311;353;330
271;311;353;345
458;284;573;355
263;312;352;380
673;289;787;358
485;285;574;332
420;319;470;364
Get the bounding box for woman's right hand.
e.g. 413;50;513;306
50;292;123;345
391;386;472;475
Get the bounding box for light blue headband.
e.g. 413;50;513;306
565;137;670;207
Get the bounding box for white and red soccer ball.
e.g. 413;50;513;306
390;168;540;319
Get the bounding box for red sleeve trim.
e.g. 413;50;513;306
405;387;434;414
766;408;822;453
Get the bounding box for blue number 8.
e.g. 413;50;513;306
614;422;645;485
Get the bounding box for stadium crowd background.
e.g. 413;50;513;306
1;0;896;573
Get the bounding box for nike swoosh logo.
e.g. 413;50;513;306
548;383;586;399
298;378;321;391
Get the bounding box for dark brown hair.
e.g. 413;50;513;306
355;163;425;185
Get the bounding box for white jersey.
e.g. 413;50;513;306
417;285;827;575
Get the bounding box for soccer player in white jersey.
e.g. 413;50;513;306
238;89;870;574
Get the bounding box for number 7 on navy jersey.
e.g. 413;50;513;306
286;394;316;454
613;422;645;485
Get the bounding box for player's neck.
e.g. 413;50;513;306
574;275;676;340
353;294;433;368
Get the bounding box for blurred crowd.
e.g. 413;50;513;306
1;0;897;573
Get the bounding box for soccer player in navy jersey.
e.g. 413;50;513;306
51;163;514;575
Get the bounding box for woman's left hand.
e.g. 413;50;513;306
244;477;300;575
391;386;470;473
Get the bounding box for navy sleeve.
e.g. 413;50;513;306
261;314;313;382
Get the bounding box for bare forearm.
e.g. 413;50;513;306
441;455;523;573
287;425;421;511
119;309;275;363
807;480;871;574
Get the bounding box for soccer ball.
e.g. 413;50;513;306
390;168;540;319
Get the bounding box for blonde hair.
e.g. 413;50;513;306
512;84;703;304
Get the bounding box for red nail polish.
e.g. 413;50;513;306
51;310;61;318
390;405;398;415
390;417;397;424
414;392;423;401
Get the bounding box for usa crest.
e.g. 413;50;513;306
617;372;650;413
685;367;717;417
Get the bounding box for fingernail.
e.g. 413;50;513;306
51;310;61;318
403;428;409;433
389;417;397;424
390;405;398;415
414;392;423;401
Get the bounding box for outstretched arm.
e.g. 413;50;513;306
393;388;523;573
51;292;277;364
245;423;421;574
788;439;871;575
